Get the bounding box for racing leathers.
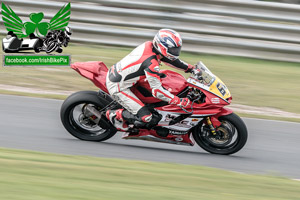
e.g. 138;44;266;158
106;41;194;129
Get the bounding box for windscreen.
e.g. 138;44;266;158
195;61;215;86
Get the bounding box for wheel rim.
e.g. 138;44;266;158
199;120;239;150
46;41;57;53
69;103;107;137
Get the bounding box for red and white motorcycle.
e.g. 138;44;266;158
60;61;248;155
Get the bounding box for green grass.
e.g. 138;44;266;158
237;112;300;123
1;42;300;115
0;89;67;99
0;147;299;200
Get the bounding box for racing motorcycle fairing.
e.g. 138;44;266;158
189;61;231;102
121;106;233;146
71;61;109;94
154;62;232;115
154;110;207;131
153;107;233;132
187;77;231;104
122;128;194;146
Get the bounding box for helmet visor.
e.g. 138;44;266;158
167;46;181;57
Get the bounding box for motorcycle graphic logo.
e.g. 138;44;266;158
1;2;72;54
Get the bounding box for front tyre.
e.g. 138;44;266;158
60;91;117;141
46;40;57;54
193;113;248;155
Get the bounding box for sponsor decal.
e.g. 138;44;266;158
211;97;220;104
165;114;177;122
169;130;187;135
174;120;190;128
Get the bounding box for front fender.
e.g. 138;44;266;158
215;107;233;118
210;107;233;127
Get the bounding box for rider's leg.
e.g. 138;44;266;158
106;88;154;130
112;89;145;115
121;106;153;124
105;108;129;131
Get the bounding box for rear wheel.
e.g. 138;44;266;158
60;91;117;141
192;113;247;155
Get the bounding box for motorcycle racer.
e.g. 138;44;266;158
106;29;201;131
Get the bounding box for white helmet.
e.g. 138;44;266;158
153;29;182;61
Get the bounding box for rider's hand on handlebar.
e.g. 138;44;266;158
185;64;202;77
169;96;191;108
185;64;195;73
192;68;202;77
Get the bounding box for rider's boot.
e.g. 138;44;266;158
106;109;129;131
121;110;149;128
122;109;161;130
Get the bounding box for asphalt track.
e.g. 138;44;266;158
0;94;300;178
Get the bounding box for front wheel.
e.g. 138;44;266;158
192;113;248;155
60;91;117;141
46;40;58;54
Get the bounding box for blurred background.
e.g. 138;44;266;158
1;0;300;62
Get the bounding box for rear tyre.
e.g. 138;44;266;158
60;91;117;141
192;113;248;155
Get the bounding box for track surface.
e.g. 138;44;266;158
0;94;300;178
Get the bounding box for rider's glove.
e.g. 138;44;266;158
192;68;202;77
185;64;202;77
185;64;195;73
169;96;191;108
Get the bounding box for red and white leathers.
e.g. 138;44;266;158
105;109;129;131
106;41;194;127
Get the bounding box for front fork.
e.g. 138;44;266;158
204;107;233;135
206;117;217;136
